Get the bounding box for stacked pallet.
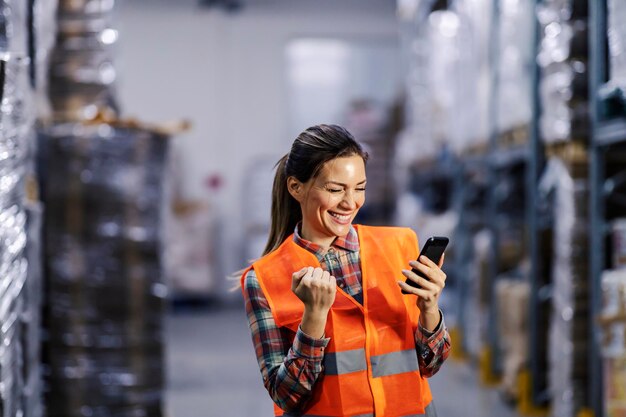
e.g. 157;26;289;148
40;123;169;417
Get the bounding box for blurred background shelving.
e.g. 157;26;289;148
2;0;626;416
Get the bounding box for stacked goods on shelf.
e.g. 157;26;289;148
613;219;626;269
32;0;60;117
345;99;398;223
537;0;589;144
599;269;626;417
39;123;169;417
606;0;626;99
0;0;58;414
496;278;530;401
453;0;491;154
496;0;534;148
23;202;43;417
538;156;589;417
39;2;170;416
395;1;433;181
465;230;491;360
425;8;467;156
48;0;118;121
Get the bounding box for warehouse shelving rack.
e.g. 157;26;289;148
481;1;554;414
448;153;488;360
523;0;551;411
589;2;626;417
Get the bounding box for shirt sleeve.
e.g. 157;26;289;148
243;268;330;413
414;309;451;378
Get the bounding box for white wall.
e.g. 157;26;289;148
116;0;400;282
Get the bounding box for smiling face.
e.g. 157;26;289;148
288;155;366;248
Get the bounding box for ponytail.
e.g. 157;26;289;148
263;154;302;255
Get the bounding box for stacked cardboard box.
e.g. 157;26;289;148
39;123;169;417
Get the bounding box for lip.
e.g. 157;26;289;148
328;211;353;225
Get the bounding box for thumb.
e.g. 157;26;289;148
291;267;310;292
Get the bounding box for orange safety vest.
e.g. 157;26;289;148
242;225;436;417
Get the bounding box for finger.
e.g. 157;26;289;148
291;266;312;291
292;266;309;281
418;255;437;268
438;252;445;268
410;260;445;285
401;269;438;292
329;275;337;287
311;267;324;282
397;280;430;298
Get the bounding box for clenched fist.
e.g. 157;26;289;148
291;267;337;339
292;266;337;312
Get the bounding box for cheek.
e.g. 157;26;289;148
356;193;365;207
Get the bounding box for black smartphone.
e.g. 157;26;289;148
402;236;449;294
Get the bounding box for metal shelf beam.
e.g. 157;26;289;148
595;118;626;147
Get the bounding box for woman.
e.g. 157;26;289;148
241;124;450;417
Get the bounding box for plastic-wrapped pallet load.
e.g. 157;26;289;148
537;0;589;144
48;0;118;121
32;0;60;117
496;0;534;146
606;0;626;96
0;8;42;417
453;0;491;154
599;269;626;417
427;9;466;156
39;122;170;417
538;157;589;417
23;202;43;417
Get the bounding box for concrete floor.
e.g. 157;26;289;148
165;302;522;417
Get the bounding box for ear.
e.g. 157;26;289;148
287;176;304;202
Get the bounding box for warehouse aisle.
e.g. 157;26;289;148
165;304;523;417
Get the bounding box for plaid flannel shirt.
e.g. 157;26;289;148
243;225;450;414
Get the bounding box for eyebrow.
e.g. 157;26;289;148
325;180;367;186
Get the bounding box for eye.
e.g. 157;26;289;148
326;188;343;193
356;187;366;192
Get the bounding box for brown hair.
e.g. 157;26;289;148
263;124;368;255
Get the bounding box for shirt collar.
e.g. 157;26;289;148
293;223;360;255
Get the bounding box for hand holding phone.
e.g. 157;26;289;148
401;236;449;294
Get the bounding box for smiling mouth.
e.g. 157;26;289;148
329;211;352;222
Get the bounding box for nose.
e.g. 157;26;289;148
340;190;357;210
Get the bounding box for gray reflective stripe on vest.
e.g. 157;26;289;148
283;403;435;417
323;348;418;377
402;402;438;417
323;348;367;375
370;349;419;378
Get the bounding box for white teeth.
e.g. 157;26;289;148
329;212;350;221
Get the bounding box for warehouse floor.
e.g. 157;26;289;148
165;301;523;417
